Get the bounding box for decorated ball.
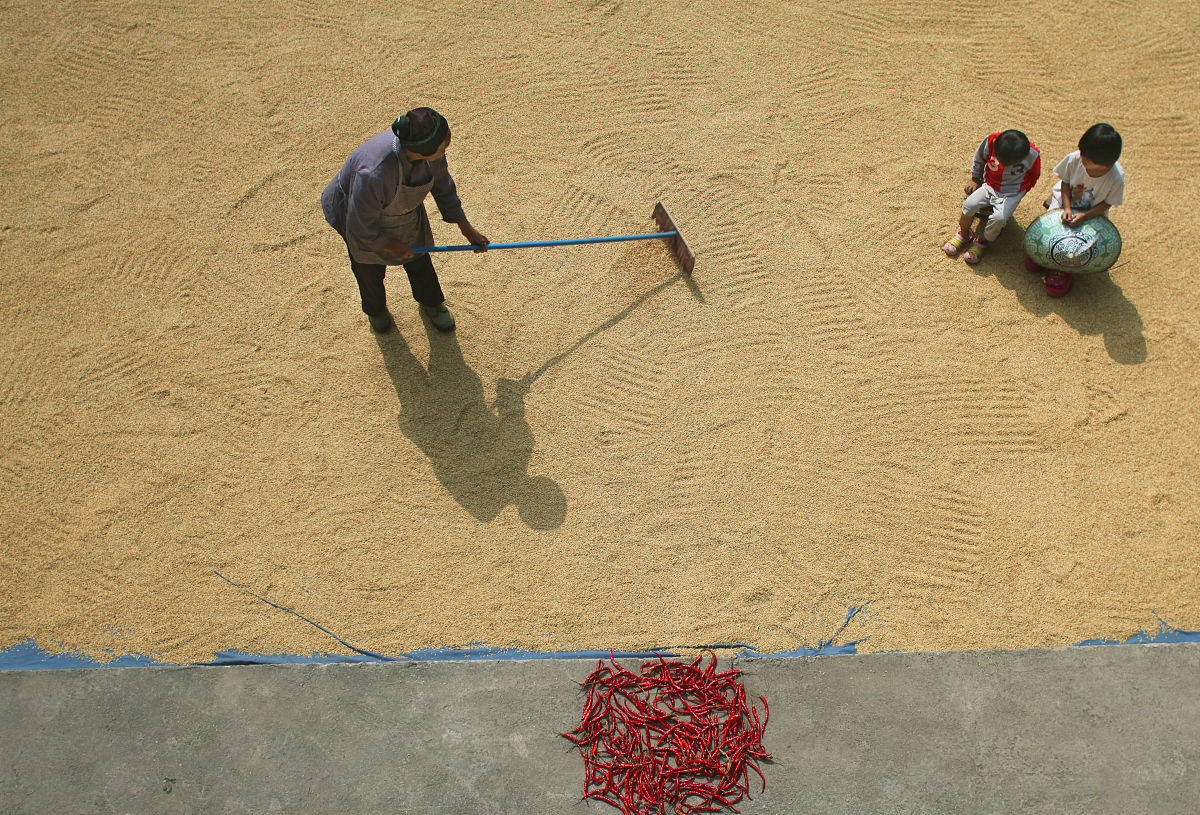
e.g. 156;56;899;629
1024;210;1122;274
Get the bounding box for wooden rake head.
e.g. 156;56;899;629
652;202;696;275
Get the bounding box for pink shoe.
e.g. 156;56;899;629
963;238;989;265
1024;256;1046;273
943;229;973;257
1044;270;1073;297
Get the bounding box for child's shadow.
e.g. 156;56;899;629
972;222;1147;365
374;323;566;529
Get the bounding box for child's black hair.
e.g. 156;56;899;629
1079;123;1122;166
993;130;1031;164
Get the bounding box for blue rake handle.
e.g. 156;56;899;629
412;231;676;253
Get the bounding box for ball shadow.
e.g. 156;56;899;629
968;220;1147;365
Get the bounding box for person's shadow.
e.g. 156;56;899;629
968;219;1147;364
375;322;567;529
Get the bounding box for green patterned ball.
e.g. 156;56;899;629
1024;210;1122;274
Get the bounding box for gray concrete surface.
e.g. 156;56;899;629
1;644;1197;814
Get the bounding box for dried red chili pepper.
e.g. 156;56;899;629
563;652;770;815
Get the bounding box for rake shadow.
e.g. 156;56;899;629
373;269;700;528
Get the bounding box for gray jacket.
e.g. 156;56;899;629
322;131;465;265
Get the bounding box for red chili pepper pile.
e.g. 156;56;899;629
562;651;770;815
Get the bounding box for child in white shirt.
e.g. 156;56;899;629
1031;124;1125;296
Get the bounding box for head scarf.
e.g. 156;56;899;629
391;107;449;156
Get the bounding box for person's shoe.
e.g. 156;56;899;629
963;237;989;265
943;229;973;257
367;312;393;333
1024;256;1046;273
421;302;456;332
1044;270;1073;297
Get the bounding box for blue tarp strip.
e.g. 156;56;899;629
0;641;687;670
2;608;1194;671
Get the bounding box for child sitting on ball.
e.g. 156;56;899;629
943;129;1041;264
1030;123;1125;296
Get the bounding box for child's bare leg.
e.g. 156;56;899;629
959;212;975;236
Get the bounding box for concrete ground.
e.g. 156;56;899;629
1;644;1197;814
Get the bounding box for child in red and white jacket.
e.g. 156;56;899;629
943;130;1041;264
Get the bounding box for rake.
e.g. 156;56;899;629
412;202;695;275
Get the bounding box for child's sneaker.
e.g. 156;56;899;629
1024;256;1046;273
943;229;973;257
963;238;989;265
1044;270;1073;297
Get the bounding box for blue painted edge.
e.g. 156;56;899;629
2;612;1196;671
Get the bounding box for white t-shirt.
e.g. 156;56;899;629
1052;150;1125;210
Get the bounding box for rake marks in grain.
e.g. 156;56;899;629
1125;29;1200;72
578;339;665;455
865;466;987;591
550;186;631;237
793;273;884;362
580;131;645;171
77;350;151;393
826;6;899;55
291;0;343;31
865;374;1040;457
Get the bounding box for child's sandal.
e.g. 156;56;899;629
963;238;988;265
943;229;973;257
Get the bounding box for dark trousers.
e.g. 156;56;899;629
348;248;444;316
